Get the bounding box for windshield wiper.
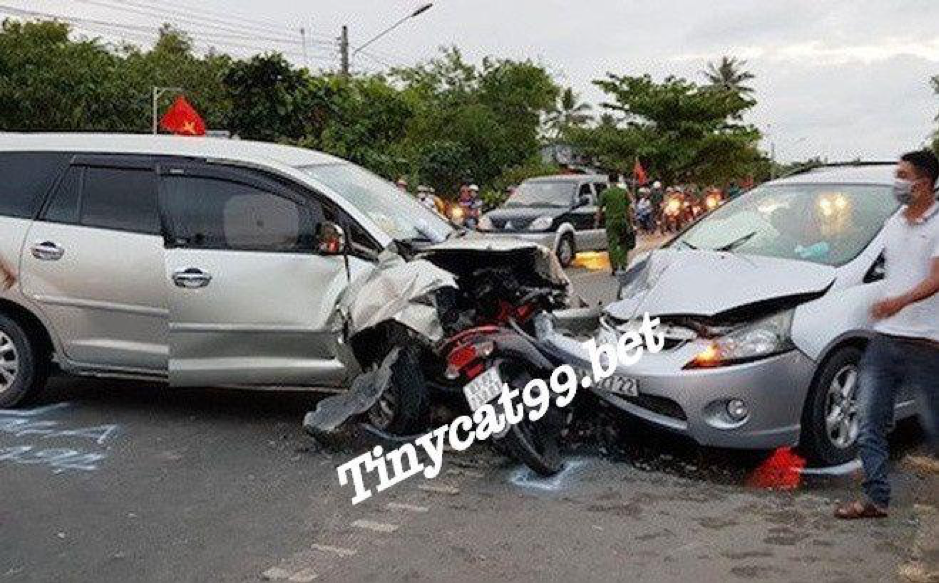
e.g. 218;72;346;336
714;231;757;253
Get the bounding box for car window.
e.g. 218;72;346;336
41;166;83;225
81;167;161;235
0;152;71;219
673;184;899;266
504;181;575;208
161;175;319;252
594;183;608;195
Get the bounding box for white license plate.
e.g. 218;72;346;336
596;375;639;397
463;367;504;411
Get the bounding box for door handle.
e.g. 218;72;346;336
31;241;65;261
172;268;212;289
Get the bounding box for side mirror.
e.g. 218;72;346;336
318;222;347;255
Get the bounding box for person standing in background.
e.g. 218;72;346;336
598;174;636;275
835;149;939;520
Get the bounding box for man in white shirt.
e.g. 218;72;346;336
836;150;939;519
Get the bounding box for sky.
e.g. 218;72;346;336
6;0;939;162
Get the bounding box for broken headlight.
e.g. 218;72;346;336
687;309;795;368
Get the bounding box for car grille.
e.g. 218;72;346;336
611;393;687;421
491;217;534;231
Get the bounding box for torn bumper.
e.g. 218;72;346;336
539;324;817;450
469;230;557;251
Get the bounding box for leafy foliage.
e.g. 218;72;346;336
702;56;755;95
569;72;763;185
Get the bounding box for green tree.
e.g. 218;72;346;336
702;55;755;94
123;25;232;132
571;73;762;184
0;20;135;131
545;87;592;139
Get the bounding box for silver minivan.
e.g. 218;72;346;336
0;133;456;406
541;163;925;465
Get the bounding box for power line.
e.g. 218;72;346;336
0;5;336;65
68;0;335;48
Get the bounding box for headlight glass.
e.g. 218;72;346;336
477;215;493;231
687;309;794;368
528;216;553;231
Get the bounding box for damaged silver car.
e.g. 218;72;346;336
540;163;920;465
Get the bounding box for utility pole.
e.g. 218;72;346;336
151;86;183;135
339;25;349;77
300;26;309;69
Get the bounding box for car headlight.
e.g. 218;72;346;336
687;309;795;369
477;215;493;231
528;216;554;231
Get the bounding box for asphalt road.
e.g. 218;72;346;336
1;259;936;583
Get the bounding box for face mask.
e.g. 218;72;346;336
892;179;914;205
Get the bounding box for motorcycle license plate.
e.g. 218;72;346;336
463;367;504;411
597;375;639;398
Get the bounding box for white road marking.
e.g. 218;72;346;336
261;566;292;580
310;543;358;557
351;519;399;533
418;484;460;495
288;568;318;582
386;502;429;513
446;467;484;478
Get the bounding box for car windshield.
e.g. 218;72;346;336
299;163;453;243
672;183;899;266
505;181;574;208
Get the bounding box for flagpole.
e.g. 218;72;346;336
151;86;183;135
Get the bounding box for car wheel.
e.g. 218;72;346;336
799;346;862;466
556;233;575;268
0;313;50;408
367;344;429;435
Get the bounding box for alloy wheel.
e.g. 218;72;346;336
824;364;859;449
0;331;18;394
369;387;398;430
557;238;574;266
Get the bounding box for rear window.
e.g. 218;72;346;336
0;152;71;219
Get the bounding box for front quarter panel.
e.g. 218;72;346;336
791;279;879;361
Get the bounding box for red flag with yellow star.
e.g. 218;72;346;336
160;96;206;136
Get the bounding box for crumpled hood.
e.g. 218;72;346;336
341;250;457;341
607;249;836;320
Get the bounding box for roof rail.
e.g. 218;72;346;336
780;160;895;179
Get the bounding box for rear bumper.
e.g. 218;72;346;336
540;328;817;450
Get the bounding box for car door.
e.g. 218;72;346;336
20;155;168;372
159;163;353;387
568;182;606;251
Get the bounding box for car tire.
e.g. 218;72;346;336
556;233;575;268
0;313;50;408
798;346;863;466
367;344;429;435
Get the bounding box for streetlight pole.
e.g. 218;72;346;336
151;86;183;135
346;2;433;70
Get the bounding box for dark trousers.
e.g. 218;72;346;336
857;333;939;507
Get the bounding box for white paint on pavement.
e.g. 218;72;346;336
310;544;357;557
386;502;429;513
351;519;399;533
417;484;460;495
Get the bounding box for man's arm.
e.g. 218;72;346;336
872;257;939;319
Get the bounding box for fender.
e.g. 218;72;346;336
552;223;576;253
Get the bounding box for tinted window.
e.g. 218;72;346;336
162;176;318;252
81;167;160;234
42;166;83;224
0;152;71;218
504;181;575;208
